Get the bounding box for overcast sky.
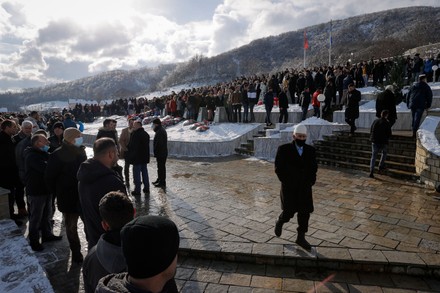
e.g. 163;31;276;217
0;0;439;92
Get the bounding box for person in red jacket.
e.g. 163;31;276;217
311;88;322;118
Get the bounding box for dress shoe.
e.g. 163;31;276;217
295;234;312;251
369;172;374;178
274;220;283;237
131;191;141;196
154;183;166;189
152;179;159;185
42;235;63;242
31;242;44;252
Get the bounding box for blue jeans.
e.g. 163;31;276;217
370;143;387;173
265;106;273;124
28;194;53;243
133;164;149;192
411;108;424;133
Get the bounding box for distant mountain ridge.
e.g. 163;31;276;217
1;6;440;111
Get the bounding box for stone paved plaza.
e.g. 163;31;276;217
14;156;440;292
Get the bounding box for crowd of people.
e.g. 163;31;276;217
0;51;438;292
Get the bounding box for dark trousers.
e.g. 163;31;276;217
265;106;273;124
64;212;82;253
278;210;310;234
124;160;131;185
133;164;149;193
411;108;424;134
345;117;357;133
232;105;241;122
249;101;256;122
28;194;53;244
8;184;26;217
279;108;288;123
157;156;167;185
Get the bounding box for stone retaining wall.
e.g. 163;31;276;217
415;116;440;187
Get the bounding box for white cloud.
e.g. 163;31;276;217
0;0;439;91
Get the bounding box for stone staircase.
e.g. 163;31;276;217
314;130;418;181
235;125;274;156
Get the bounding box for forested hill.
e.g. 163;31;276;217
1;6;439;111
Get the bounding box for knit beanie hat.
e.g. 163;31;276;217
53;121;65;130
121;215;180;279
293;124;307;135
63;127;80;143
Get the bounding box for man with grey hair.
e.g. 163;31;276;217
25;134;62;251
45;127;87;262
11;120;34;217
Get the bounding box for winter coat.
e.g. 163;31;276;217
24;146;49;195
95;273;178;293
63;118;77;129
278;91;289;109
275;142;318;214
48;134;63;153
153;125;168;159
263;91;275;109
299;91;311;108
126;127;150;165
77;158;126;248
119;127;132;160
370;117;392;145
82;231;126;293
45;142;87;213
15;136;31;184
345;89;361;120
96;128;119;146
406;81;433;110
0;131;20;189
375;89;397;123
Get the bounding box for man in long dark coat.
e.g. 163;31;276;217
45;128;87;262
274;124;318;251
344;83;361;135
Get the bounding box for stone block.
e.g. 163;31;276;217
214;107;228;123
197;107;208;122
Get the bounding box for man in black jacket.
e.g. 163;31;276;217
369;110;392;178
406;74;433;138
78;137;127;249
45;127;87;262
345;83;361;135
126;120;150;195
25;134;62;251
274;124;318;251
0;120;22;224
82;191;134;293
152;118;168;189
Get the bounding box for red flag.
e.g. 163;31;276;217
304;30;309;50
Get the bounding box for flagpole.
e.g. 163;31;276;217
304;47;306;68
329;20;332;66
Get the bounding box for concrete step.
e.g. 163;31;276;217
314;140;416;157
315;145;415;165
317;158;418;181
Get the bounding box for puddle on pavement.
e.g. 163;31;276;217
172;173;193;178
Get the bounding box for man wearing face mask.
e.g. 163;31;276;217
77;138;127;249
274;124;318;251
24;133;63;251
45;128;87;262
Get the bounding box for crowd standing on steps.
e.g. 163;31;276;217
0;50;439;290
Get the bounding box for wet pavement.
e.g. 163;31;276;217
18;156;440;292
